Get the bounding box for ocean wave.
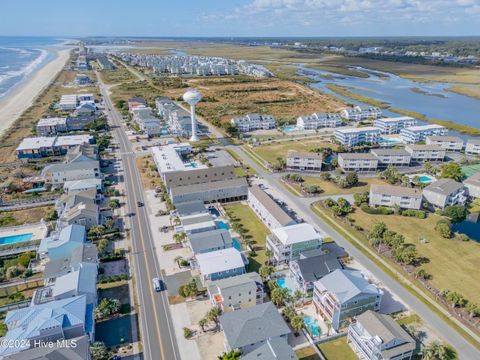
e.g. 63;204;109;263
0;48;49;96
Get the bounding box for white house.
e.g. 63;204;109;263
231;113;276;132
369;185;422;210
370;149;411;167
196;248;246;282
463;173;480;199
296;112;342;130
338;153;379;172
400;124;447;143
373;117;417;134
248;185;296;230
266;223;323;263
404;144;446;162
426;136;464;151
423;179;467;208
335;127;382;146
286;150;323;172
340;106;382;121
465;139;480;155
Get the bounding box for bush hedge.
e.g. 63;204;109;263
360;204;394;215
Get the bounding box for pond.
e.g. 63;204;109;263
96;315;135;347
295;65;480;140
451;212;480;242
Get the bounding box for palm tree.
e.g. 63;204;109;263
207;307;222;326
422;341;456;360
198;318;208;332
174;256;183;266
173;232;187;244
265;249;273;265
291;316;304;336
218;350;241;360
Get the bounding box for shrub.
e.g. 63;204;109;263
401;209;427;219
435;221;452;238
458;233;470;242
360;203;394;215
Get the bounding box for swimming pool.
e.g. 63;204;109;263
419;175;434;183
283;125;298;133
303;315;321;338
233;239;241;251
276;277;296;292
0;233;33;246
216;221;230;230
209;208;220;217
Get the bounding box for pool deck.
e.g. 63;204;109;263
0;222;48;242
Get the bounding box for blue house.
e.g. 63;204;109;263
196;247;246;282
38;224;86;260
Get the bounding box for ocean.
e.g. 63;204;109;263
0;37;63;99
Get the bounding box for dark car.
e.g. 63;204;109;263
137;201;144;207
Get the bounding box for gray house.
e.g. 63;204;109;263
241;338;298;360
369;185;422;210
188;229;233;254
220;302;291;355
423;179;467;208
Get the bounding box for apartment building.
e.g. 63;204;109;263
348;310;416;360
231;113;276;132
248;185;296;230
207;272;264;312
370;149;411;167
400;124;447;143
335;127;382;146
36;117;68;136
16;135;94;159
423;179;467;208
296;112;342;130
369;184;423;210
404;144;446;162
465;139;480;155
286;150;323;172
313;269;383;330
266;223;323;263
426;136;464;151
373;116;417;134
338;153;379;172
464;173;480;199
340;106;382;121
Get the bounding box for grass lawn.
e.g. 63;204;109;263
396;314;422;327
290;177;388;196
350;209;480;302
223;203;271;272
318;337;357;360
296;346;321;360
251;138;338;165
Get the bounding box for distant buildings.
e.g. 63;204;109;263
423;179;467;208
400;124;447;143
405;144;446;162
75;73;91;85
296;112;342;130
131;106;161;136
266;223;323;263
373;116;417;134
348;310;416;360
465;139;480;155
370;149;411;168
335;127;382;146
426;135;464;151
231;113;276;132
369;184;423;210
338;153;379;172
286;150;323;172
16;135;94;159
248;185;296;230
59;94;94;111
464;173;480;199
340;106;382;121
313;269;383;330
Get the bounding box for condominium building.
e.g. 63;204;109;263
296;112;342;130
335;127;382;146
207;272;264;312
340;106;382;121
248;185;296;230
348;310;416;360
286;150;323;172
370;149;411;167
231;113;276;132
464;173;480;199
338;153;379;172
369;184;423;210
404;144;446;162
400;124;447;143
313;269;383;330
266;223;323;263
36;117;68;136
426;136;464;151
423;179;467;208
465;139;480;155
373;116;417;134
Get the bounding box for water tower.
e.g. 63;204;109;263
183;89;202;142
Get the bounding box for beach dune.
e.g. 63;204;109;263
0;48;72;136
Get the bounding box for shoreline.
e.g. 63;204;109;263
0;47;72;137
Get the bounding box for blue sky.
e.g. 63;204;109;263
1;0;480;37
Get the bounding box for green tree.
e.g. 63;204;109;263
422;341;456;360
259;265;274;280
207;306;222;325
94;298;121;320
345;172;359;187
445;291;467;308
304;185;322;195
369;222;387;249
90;341;109;360
218;350;241;360
465;302;480;318
89;225;106;239
173;231;187;244
45;208;58;221
439;162;463;181
223;122;239;137
354;191;369;206
271;287;288;306
198;317;208;332
414;268;432;280
183;327;192;339
291;316;304;335
442;205;468;223
108;198;121;210
97;238;110;256
104;218;115;230
435;221;452;238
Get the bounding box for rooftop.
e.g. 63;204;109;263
249;185;295;227
293;253;343;283
335;126;380;134
370;184;422;198
375;116;415;123
196;248;245;275
188;229;233;254
271;223;322;246
287;149;323;160
170;177;248;196
403;124;445;132
427;135;464;142
175;200;208;217
424;178;464;195
242;337;298;360
338;152;378;160
151;143;206;174
371;149;410;156
405;144;445;151
464;172;480;187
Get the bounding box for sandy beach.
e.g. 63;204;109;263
0;47;72;136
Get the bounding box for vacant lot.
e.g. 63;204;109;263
290;177;388;196
223;202;270;272
250;138;337;165
318;337;357;360
350;209;480;302
296;346;321;360
0;206;54;227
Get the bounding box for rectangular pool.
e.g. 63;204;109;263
216;221;230;230
0;233;33;246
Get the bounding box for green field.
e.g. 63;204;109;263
296;346;321;360
223;203;271;272
461;164;480;178
318;338;357;360
289;177;388;196
349;209;480;302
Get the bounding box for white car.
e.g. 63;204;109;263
152;277;162;292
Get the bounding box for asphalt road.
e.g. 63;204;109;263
230;145;480;360
97;74;180;360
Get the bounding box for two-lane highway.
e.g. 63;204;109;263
97;73;179;360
